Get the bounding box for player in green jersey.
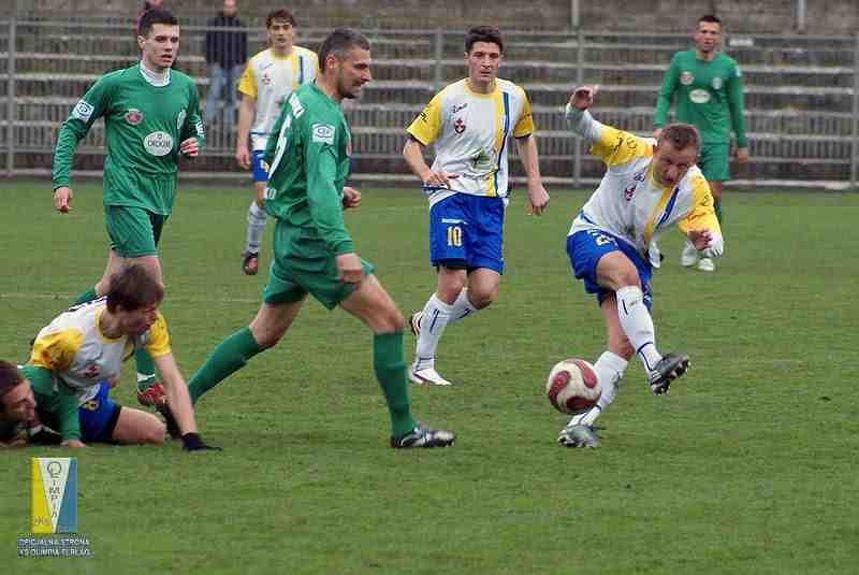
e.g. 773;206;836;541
187;28;455;449
51;9;204;407
653;14;748;272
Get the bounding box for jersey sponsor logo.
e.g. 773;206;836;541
124;108;143;126
711;77;723;90
453;117;466;134
81;363;100;379
680;71;694;86
452;102;468;114
311;123;335;145
689;89;711;104
624;183;637;201
72;100;94;122
143;131;174;156
176;109;187;130
262;72;272;86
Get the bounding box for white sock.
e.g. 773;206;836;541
245;201;267;254
615;285;662;372
568;351;628;427
447;288;478;324
414;294;454;370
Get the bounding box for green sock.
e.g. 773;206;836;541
373;332;416;437
188;327;264;404
134;349;157;390
714;198;723;224
71;287;98;306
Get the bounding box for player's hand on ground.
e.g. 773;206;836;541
421;169;459;188
54;186;73;213
735;147;750;163
181;432;221;452
336;253;364;284
526;181;550;215
569;85;597;110
235;144;251;169
687;228;723;258
342;186;361;209
60;439;86;448
179;137;199;158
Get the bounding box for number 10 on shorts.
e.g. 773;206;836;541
447;225;463;247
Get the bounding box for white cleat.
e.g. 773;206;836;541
697;257;715;272
680;241;699;267
647;240;662;269
408;366;452;386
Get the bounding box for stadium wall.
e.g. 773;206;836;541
6;0;859;35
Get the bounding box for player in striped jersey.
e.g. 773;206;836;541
235;9;318;275
15;266;217;450
558;86;724;448
403;26;550;386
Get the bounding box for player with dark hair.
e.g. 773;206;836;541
653;14;748;272
52;8;204;409
236;8;318;275
0;361;37;447
14;265;217;450
187;28;455;449
402;25;550;386
558;86;723;448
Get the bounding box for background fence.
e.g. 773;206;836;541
1;19;858;189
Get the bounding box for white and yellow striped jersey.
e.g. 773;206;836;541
28;299;171;402
566;107;720;254
238;46;318;150
407;78;535;205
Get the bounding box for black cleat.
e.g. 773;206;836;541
648;352;690;395
390;424;455;449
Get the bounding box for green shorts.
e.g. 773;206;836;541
698;143;731;182
104;205;167;258
262;221;375;310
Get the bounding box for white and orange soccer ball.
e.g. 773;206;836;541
545;358;601;415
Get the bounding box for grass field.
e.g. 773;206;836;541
1;180;858;574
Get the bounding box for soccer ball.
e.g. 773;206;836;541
545;358;601;415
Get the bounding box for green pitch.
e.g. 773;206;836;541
1;181;857;574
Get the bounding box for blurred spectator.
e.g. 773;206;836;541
204;0;248;134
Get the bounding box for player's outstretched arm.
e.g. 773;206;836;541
154;353;220;451
515;135;549;215
402;137;458;187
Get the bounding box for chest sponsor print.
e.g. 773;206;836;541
143;131;174;156
689;89;711;104
680;71;694;85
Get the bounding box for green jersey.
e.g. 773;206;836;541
53;63;204;215
262;82;353;256
654;50;747;147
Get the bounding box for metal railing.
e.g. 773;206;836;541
1;20;858;189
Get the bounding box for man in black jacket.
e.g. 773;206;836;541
204;0;248;133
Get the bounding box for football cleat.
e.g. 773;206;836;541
137;382;168;408
680;241;699;267
408;311;423;336
155;402;182;439
557;423;600;448
408;366;452;386
648;353;690;395
697;258;715;272
390;424;455;449
242;251;259;276
647;240;663;269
